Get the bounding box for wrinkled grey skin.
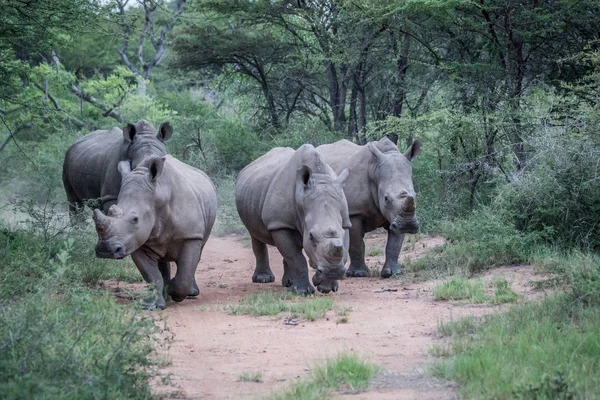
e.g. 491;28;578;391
235;144;351;295
93;155;217;310
62;120;173;215
317;137;421;278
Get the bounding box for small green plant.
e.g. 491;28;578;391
428;344;453;358
367;248;382;257
433;278;487;303
226;291;334;321
437;315;483;338
491;278;519;304
268;352;378;400
335;306;352;317
337;317;349;324
238;371;262;383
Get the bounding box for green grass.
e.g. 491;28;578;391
491;278;519;304
238;371;262;382
367;248;382;257
0;282;167;399
226;291;334;321
268;352;378;400
432;294;600;399
433;278;487;303
0;221;166;399
212;175;247;236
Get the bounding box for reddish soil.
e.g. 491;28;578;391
106;231;550;400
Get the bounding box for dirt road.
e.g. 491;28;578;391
108;232;547;399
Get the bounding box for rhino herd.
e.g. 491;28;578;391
63;120;420;309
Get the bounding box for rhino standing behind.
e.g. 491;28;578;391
93;155;217;310
235;145;351;294
62;120;173;214
317;137;421;278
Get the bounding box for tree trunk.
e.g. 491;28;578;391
388;32;412;144
325;61;347;132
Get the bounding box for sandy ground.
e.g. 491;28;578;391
105;231;550;400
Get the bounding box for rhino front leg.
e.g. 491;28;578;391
131;249;166;310
170;240;203;302
381;230;405;278
346;217;369;277
251;236;275;283
272;229;315;295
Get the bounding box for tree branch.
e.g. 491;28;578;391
33;82;86;128
70;84;123;123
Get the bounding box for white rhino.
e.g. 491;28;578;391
235;144;351;294
93;155;217;310
62;120;172;214
317;137;421;278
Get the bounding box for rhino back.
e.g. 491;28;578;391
235;147;296;244
63;127;125;204
317;140;376;217
158;156;217;241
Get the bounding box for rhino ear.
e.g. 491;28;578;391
297;164;313;190
123;123;136;143
157;122;173;142
405;138;422;161
368;142;386;164
117;160;131;178
148;156;166;181
335;168;350;188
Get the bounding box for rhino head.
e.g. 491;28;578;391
93;157;166;259
369;137;421;234
295;155;351;284
123;120;172;169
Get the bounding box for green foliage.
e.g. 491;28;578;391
432;294;600;399
432;278;487;303
238;371;262;383
0;283;165;399
225;291;334;321
491;278;519;304
406;209;539;279
269;352;378;400
498;133;600;250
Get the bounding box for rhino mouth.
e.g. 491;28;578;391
389;217;419;234
95;242;127;260
314;266;346;282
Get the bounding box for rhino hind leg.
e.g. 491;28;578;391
251;236;275;283
272;229;315;296
346;217;370;278
381;231;405;278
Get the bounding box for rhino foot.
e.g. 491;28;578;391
188;281;200;297
381;264;403;279
346;264;370;278
141;298;166;311
317;280;339;294
288;284;315;296
253;272;275;283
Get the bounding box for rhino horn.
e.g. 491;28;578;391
108;205;124;218
368;142;386;163
403;196;416;212
93;209;110;232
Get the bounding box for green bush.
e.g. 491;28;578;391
498;134;600;250
0;283;166;399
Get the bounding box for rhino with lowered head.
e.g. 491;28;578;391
235;144;351;295
62;120;173;214
93;155;217;310
317;137;421;278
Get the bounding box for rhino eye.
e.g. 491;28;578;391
309;233;317;243
384;195;390;203
131;217;139;225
